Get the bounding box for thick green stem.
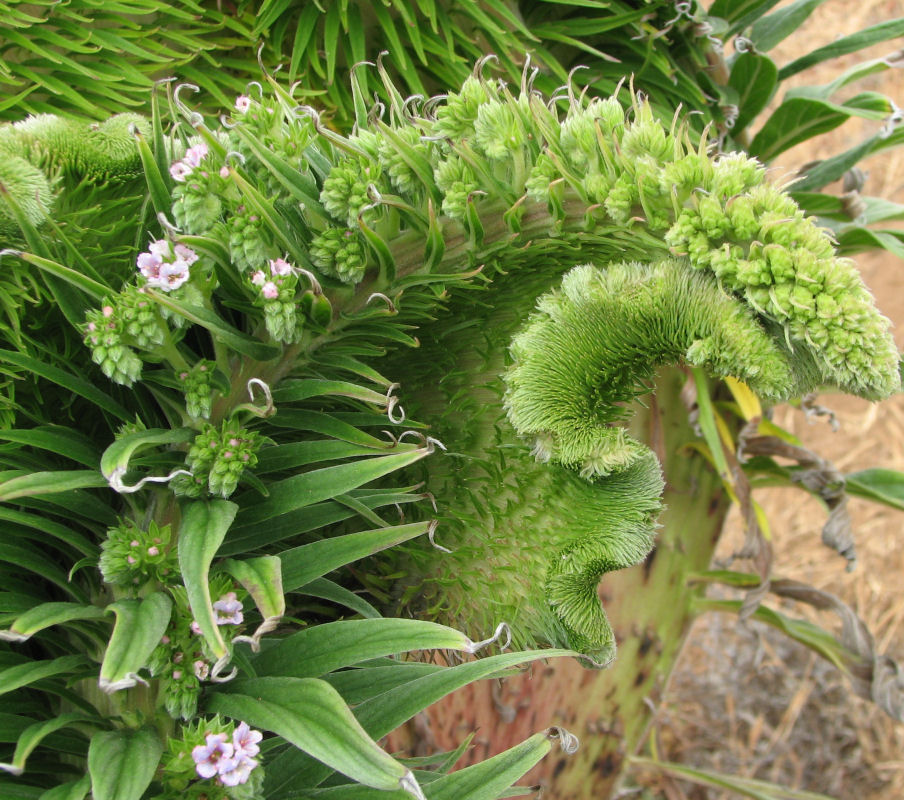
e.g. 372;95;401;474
387;368;731;797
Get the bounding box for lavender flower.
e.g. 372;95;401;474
191;733;233;779
232;721;263;758
217;754;258;786
213;591;243;625
170;161;193;182
184;143;209;168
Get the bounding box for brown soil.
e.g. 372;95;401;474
645;2;904;797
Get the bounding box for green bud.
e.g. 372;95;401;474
433;75;492;139
474;99;525;160
310;227;368;284
320;158;379;227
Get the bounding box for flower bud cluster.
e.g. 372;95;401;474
665;171;900;396
228;204;271;271
99;520;177;588
320;159;378;227
180;360;217;419
176;421;261;498
310;227;368;284
136;238;196;292
434;155;479;220
171;142;225;234
83;303;143;386
250;257;300;341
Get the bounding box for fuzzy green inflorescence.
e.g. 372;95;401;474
0;112;148;235
77;65;900;662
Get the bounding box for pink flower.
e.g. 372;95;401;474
217;754;258;786
219;165;231;179
170;161;193;182
183;143;209;168
157;260;190;291
192;733;234;780
213;591;244;625
174;243;199;265
148;239;171;258
193;659;210;680
137;251;162;280
190;620;202;635
250;270;266;286
269;257;292;276
235;95;251;113
232;722;262;758
261;281;279;300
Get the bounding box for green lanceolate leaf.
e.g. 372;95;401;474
134;128;171;218
2;251;109;300
98;592;172;693
37;775;91;800
87;728;163;800
0;712;94;776
0;602;107;643
208;677;423;797
143;291;282;361
778;17;904;80
845;468;904;511
0;470;106;501
252;618;484;679
728;52;778;136
0;655;89;697
0;350;130;421
178;500;238;660
236;447;433;526
708;0;783;32
749;93;893;162
280;521;434;592
298;577;381;619
748;0;830;52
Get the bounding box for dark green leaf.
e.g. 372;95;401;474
87;728;163;800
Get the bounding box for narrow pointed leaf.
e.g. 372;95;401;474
0;603;107;643
100;428;195;491
237;448;431;526
297;578;382;619
178;500;238;660
37;775;90;800
144;291;282;361
208;677;419;795
280;521;434;591
0;470;106;501
252;618;475;678
0;713;92;776
0;655;89;697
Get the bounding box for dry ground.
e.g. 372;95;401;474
646;2;904;797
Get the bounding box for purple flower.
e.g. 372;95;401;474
137;251;162;280
174;243;199;265
232;721;263;758
148;239;171;259
183;143;209;168
170;161;193;182
192;733;233;779
153;259;190;291
269;257;292;276
213;591;244;625
217;754;258;786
